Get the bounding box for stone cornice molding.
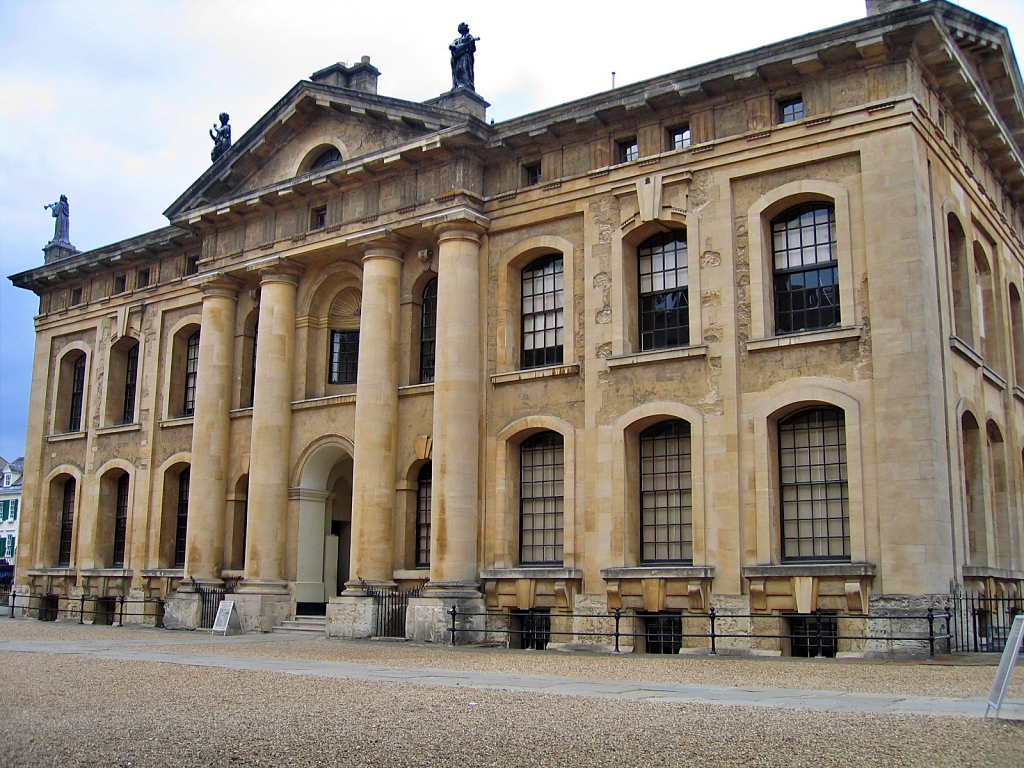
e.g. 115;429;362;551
349;227;408;262
190;271;243;299
421;206;490;242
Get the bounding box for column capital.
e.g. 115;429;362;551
190;271;243;299
247;256;302;285
420;207;490;242
349;228;408;262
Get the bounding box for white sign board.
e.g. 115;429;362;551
986;613;1024;719
211;600;242;636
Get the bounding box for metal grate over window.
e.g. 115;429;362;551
415;462;432;568
639;231;689;350
419;278;437;383
788;613;838;657
644;613;682;654
521;254;564;369
519;432;564;565
510;609;551;650
183;331;200;416
772;203;839;335
329;330;359;385
122;344;138;424
640;420;692;564
68;354;86;432
779;408;849;561
58;478;76;567
112;473;129;567
174;468;190;568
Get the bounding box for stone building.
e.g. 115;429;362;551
9;0;1024;651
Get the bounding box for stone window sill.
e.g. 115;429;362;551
141;569;184;578
746;326;861;352
292;393;356;410
399;383;434;397
491;363;579;386
28;568;76;577
606;345;708;369
80;568;132;578
742;563;875;579
962;565;1024;580
159;416;194;429
982;365;1007;391
96;423;141;435
480;567;583;580
393;569;430;581
601;566;714;580
949;336;982;367
1014;385;1024;404
229;407;253;418
47;431;86;443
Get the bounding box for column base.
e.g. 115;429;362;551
341;578;397;597
236;578;290;595
407;591;485;644
161;590;201;630
421;580;482;599
326;595;378;638
230;591;292;633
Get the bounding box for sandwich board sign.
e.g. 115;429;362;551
211;600;243;636
985;613;1024;719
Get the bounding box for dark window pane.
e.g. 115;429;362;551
780;98;804;123
328;330;360;384
58;478;76;567
520;432;564;565
68;354;86;432
112;474;129;567
640;420;692;564
521;255;563;369
772;204;839;334
639;231;689;351
183;331;200;416
174;468;190;568
420;278;437;383
311;147;342;170
416;462;432;568
122;344;138;424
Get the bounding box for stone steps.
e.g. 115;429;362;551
274;616;327;636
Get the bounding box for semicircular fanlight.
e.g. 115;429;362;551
311;147;342;171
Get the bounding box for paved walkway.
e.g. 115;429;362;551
5;635;1022;720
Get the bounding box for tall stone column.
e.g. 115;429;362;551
424;211;489;593
185;274;241;582
345;235;404;592
243;260;300;592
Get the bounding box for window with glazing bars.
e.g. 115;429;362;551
618;140;639;163
521;254;563;369
644;613;682;654
772;203;839;335
640;420;692;564
122;344;138;424
174;468;190;568
779;97;804;123
415;462;432;568
519;432;564;565
779;408;849;561
419;278;437;383
58;478;76;567
328;330;359;384
68;354;86;432
112;474;129;567
183;331;200;416
248;323;258;407
639;231;689;350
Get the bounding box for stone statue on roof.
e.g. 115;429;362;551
210;112;232;162
450;23;479;91
44;194;71;245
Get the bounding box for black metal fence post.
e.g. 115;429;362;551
709;606;717;655
117;595;125;627
927;606;935;659
79;594;85;624
814;607;824;658
448;605;458;645
613;608;621;653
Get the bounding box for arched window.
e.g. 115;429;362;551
961;412;986;566
183;331;200;416
639;420;692;564
419;278;437;383
521;254;563;369
948;214;973;341
121;343;139;424
772;203;839;334
58;477;76;567
416;462;432;568
638;231;689;351
310;147;342;171
68;354;86;432
987;422;1011;569
174;467;190;568
112;473;130;567
974;243;1002;372
778;407;849;562
1009;285;1024;384
520;432;564;565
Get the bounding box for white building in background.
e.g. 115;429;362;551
0;457;24;568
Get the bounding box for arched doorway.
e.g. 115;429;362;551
295;439;353;615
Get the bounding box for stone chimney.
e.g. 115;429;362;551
310;56;380;94
866;0;919;15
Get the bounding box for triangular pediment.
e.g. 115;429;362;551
164;78;472;222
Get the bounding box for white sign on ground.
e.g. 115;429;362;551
211;600;243;636
986;613;1024;719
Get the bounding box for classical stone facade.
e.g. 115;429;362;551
10;1;1024;652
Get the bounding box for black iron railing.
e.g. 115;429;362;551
950;591;1023;653
361;580;422;638
190;577;233;629
447;606;952;659
3;591;165;627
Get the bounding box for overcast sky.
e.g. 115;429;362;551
2;0;1023;461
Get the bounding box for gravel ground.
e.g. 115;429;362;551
1;652;1021;768
2;618;1021;700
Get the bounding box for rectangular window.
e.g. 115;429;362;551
618;139;639;163
670;126;691;150
415;463;432;569
311;206;327;230
70;287;83;306
59;479;76;567
136;269;150;289
183;332;200;417
0;501;7;520
10;500;16;520
509;609;551;650
640;420;693;564
779;97;804;123
69;355;86;432
113;275;127;295
122;344;139;424
772;204;839;335
419;279;437;384
521;255;564;369
519;432;564;566
185;257;199;276
639;231;689;351
5;535;13;558
174;469;190;568
788;613;838;658
328;330;359;385
643;614;682;654
522;162;541;187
